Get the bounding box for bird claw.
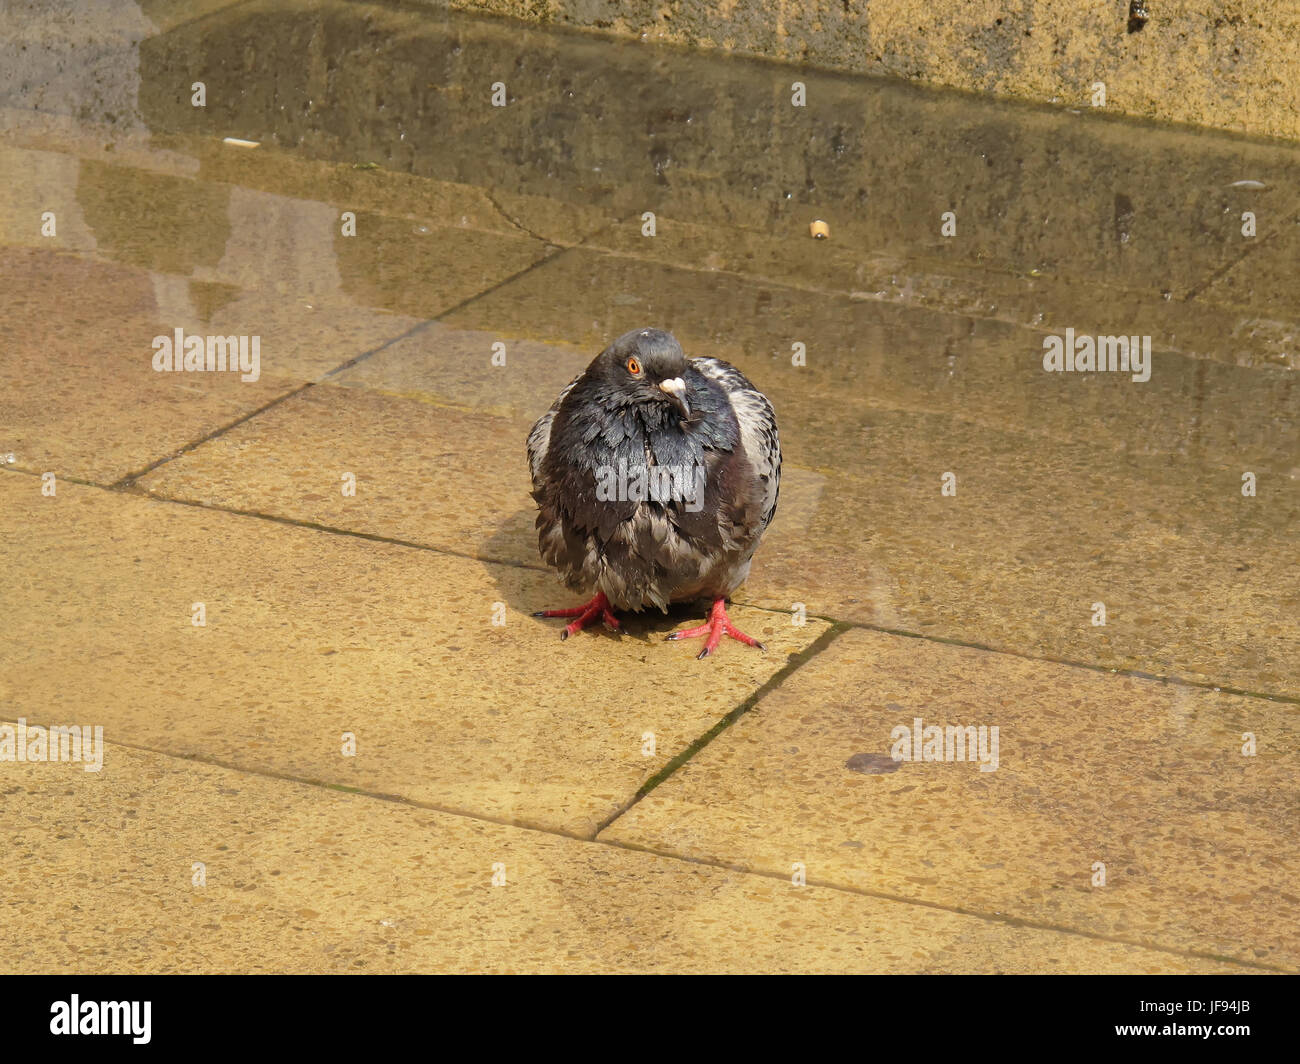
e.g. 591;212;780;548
669;600;766;658
536;592;619;640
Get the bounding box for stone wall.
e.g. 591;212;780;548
419;1;1300;142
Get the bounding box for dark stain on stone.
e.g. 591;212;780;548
1114;192;1135;245
846;752;902;774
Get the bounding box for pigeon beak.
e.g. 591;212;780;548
658;377;690;419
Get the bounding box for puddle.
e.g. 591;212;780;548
1;0;1297;694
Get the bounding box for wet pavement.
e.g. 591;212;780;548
1;0;1297;973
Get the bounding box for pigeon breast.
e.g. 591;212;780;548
528;345;781;612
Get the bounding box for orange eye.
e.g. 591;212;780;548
626;357;642;375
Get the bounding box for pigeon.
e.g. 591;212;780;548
527;327;780;658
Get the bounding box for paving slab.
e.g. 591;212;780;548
0;735;1258;974
331;323;593;421
0;246;422;484
1;138;557;312
182;138;620;250
138;291;1300;695
0;130;613;251
743;396;1300;696
4;0;1296;978
136;372;561;557
67;153;551;315
575;212;1300;372
438;246;1300;466
12;0;1300;370
428;255;1299;695
134;335;828;641
0;476;824;837
599;627;1300;971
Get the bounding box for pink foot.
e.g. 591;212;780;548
666;599;766;659
534;591;620;640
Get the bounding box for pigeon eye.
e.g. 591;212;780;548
626;357;642;375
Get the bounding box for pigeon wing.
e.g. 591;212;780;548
689;357;781;532
526;369;583;487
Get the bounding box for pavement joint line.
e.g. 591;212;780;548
5;8;1295;976
1183;204;1300;303
21;256;1298;480
0;718;594;843
125;487;549;571
104;245;574;488
40;199;1295;379
317;244;575;381
576;836;1293;974
13;235;1296;483
591;622;852;837
3;711;1284;974
2;465;551;573
165;0;258;34
6;464;1297;706
806;612;1300;707
314;316;443;382
558;240;1297;372
9;137;1298;376
3;139;628;262
480;188;560;247
109;381;317;489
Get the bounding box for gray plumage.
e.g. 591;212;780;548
527;327;780;612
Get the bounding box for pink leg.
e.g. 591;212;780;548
534;591;619;640
667;599;766;659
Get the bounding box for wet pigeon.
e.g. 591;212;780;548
527;327;780;657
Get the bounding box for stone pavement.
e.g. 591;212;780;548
1;0;1296;973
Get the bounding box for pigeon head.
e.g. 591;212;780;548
596;328;692;420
